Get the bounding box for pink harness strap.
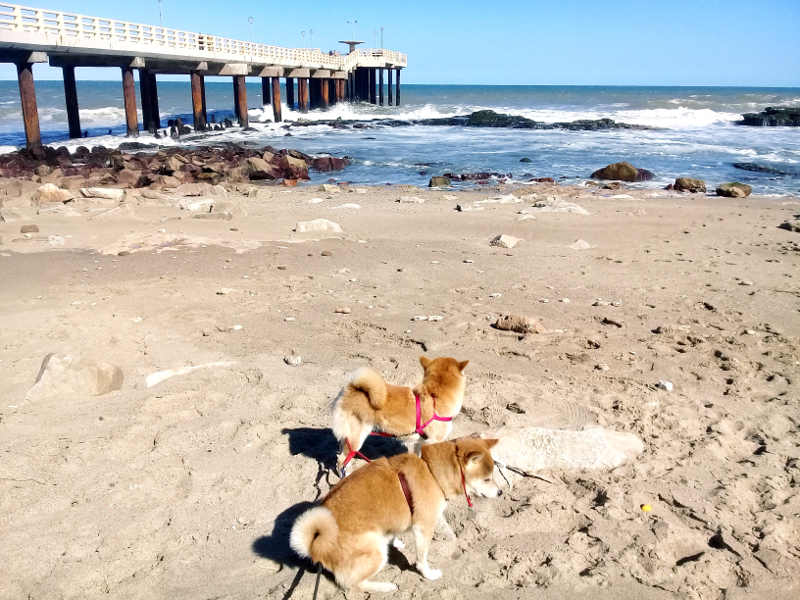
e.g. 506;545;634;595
340;438;371;471
413;392;452;439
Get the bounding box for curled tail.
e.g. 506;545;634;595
290;506;339;565
349;367;387;410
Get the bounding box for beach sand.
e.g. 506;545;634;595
1;180;798;599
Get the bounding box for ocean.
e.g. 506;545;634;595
0;81;798;194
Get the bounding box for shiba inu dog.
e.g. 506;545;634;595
331;356;469;474
290;437;500;593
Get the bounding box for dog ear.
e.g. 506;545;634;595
457;359;469;372
419;356;431;369
483;438;499;449
466;451;483;465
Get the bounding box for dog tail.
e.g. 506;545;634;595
290;506;339;566
349;367;387;410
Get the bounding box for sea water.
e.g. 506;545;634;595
0;81;798;194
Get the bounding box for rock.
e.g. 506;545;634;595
674;177;706;193
778;219;800;233
732;162;800;176
193;212;233;220
20;224;39;233
569;239;593;250
529;196;590;215
80;187;125;200
320;250;333;256
490;234;520;249
176;182;213;196
27;353;123;398
716;182;752;198
656;380;674;392
311;156;349;172
334;307;351;314
283;354;302;367
739;106;800;127
295;218;343;233
245;156;280;180
429;176;451;187
279;154;309;180
319;183;340;193
33;183;74;205
519;157;532;163
590;161;653;182
398;195;425;204
492;314;541;334
283;179;298;187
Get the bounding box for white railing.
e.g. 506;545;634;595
0;3;407;70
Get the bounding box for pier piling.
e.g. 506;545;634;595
233;75;248;127
16;60;41;148
62;65;81;138
395;68;401;106
369;68;376;104
121;66;138;137
271;76;282;122
261;77;271;106
320;78;329;108
379;68;384;106
387;68;393;106
299;77;309;112
190;70;207;131
286;77;294;109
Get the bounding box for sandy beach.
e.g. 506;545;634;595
1;178;799;599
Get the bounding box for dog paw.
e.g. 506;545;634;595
391;537;405;550
419;566;442;581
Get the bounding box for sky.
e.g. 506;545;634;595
1;0;799;86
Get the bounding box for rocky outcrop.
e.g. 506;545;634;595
429;176;451;187
739;106;800;127
716;182;752;198
674;177;706;193
591;162;654;182
733;162;799;176
0;144;350;191
417;110;652;131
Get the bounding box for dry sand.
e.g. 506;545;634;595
1;180;799;599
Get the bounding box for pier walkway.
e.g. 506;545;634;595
0;3;407;148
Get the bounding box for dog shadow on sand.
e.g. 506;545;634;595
250;428;415;598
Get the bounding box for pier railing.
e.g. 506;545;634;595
0;3;407;70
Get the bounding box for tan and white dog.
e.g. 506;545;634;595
290;437;500;593
331;356;469;474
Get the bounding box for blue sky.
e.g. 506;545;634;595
1;0;799;85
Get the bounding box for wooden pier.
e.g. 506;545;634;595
0;3;407;148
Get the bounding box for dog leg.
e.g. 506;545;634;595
412;522;441;581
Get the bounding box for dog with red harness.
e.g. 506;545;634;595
331;356;469;475
290;437;500;593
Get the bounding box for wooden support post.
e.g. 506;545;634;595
232;77;240;120
234;75;248;127
327;79;335;105
286;77;294;109
395;68;401;106
369;68;376;104
271;76;282;123
387;68;393;106
62;66;81;138
16;61;41;149
261;77;271;105
190;70;207;131
200;76;207;121
149;72;160;130
347;72;353;101
320;78;329;108
299;78;309;112
121;66;138;137
379;68;384;106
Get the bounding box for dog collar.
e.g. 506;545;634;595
460;465;473;508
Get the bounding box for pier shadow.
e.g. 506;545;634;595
281;426;408;473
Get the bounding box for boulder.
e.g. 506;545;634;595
80;187;125;200
778;219;800;233
739;106;800;127
245;157;280;180
590;161;653;182
716;182;752;198
429;176;451;187
279;154;309;180
20;224;39;233
33;183;74;205
27;353;124;398
311;156;349;172
492;314;541;334
295;218;343;233
674;177;706;193
490;234;521;249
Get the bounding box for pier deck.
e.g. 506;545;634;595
0;3;407;147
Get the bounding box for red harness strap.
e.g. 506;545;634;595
397;472;414;514
414;392;452;439
340;438;371;472
460;465;474;508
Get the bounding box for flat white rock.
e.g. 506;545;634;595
295;218;343;233
490;234;521;249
